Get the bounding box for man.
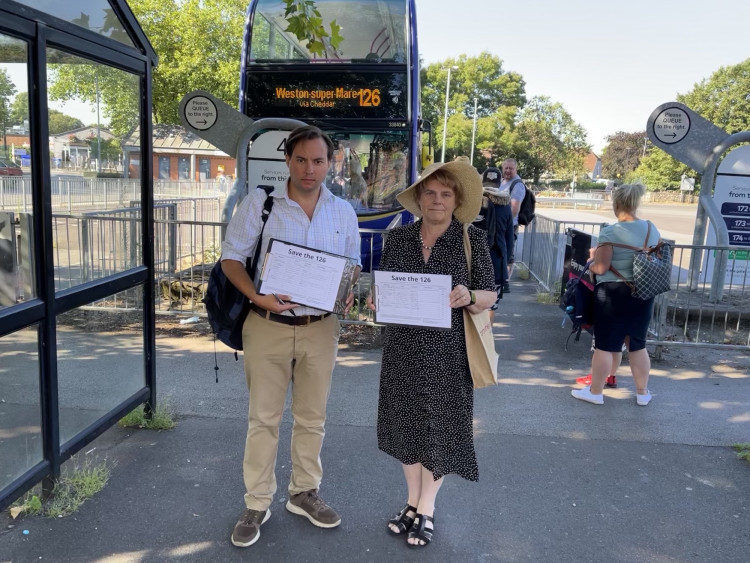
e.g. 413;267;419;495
221;126;361;548
499;158;526;290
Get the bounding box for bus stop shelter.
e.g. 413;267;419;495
0;1;157;510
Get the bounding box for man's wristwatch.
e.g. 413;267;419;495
468;291;476;306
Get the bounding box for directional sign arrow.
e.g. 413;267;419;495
664;132;677;138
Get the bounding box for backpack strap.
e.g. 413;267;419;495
247;186;275;278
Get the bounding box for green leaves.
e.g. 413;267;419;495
282;0;343;58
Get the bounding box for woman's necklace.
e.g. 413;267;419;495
419;230;434;251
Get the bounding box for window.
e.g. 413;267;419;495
178;157;190;180
158;157;171;180
199;158;210;180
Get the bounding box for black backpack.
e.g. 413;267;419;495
511;179;536;226
472;200;497;251
561;261;595;349
203;187;274;368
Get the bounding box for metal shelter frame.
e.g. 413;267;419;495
0;0;158;511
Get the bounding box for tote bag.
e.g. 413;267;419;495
462;225;499;388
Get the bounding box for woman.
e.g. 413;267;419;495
571;183;661;406
367;158;497;548
478;186;515;315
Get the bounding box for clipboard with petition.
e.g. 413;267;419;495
257;239;358;314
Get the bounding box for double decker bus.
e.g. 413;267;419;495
239;0;430;236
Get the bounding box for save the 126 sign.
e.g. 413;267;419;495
652;107;691;144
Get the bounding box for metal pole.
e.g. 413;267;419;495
470;97;478;165
440;67;456;163
96;74;101;174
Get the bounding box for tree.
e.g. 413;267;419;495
678;58;750;134
420;53;526;159
515;96;590;184
9;91;28;126
601;131;647;179
0;68;17;158
631;149;692;190
48;111;84;135
47;0;248;133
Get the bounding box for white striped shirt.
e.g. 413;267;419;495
222;183;361;316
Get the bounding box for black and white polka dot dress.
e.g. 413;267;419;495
376;220;495;481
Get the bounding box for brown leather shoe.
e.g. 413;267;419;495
286;490;341;528
230;508;270;547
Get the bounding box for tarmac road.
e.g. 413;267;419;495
1;275;748;562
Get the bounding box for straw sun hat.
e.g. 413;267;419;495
396;157;483;224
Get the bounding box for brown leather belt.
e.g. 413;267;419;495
249;303;331;326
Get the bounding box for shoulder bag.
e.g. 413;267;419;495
462;225;499;388
601;221;672;300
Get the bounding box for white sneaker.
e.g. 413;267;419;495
571;385;604;405
636;390;652;406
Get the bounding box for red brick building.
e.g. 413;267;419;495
122;124;236;181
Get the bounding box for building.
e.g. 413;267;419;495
49;125;115;169
121;124;236;182
583;152;602;180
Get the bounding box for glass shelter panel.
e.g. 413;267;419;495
0;35;36;308
14;1;135;47
250;0;407;63
56;300;144;445
0;325;43;490
46;49;142;292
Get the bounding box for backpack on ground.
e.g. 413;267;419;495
561;260;595;350
203;186;274;374
511;179;536;226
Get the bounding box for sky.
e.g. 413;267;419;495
417;0;750;153
4;0;749;154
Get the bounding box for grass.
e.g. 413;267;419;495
118;402;176;430
536;281;562;305
9;455;114;519
516;264;530;280
733;443;750;462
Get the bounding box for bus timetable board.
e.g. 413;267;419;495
244;70;409;121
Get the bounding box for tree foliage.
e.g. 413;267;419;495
48;111;85;135
420;52;526;161
678;58;750;134
47;0;248;134
631;149;692;190
0;67;16;129
10;91;28;125
601;130;647;179
515;96;590;184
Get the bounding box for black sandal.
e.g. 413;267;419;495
387;504;417;535
407;513;434;548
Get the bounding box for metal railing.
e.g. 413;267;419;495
5;205;749;350
0;176;224;213
517;215;750;351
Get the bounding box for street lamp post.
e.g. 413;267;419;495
470;97;478;165
440;65;458;163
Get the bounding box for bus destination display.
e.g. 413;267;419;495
245;70;408;120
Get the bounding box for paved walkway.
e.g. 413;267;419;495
2;277;749;562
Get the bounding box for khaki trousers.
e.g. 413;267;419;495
241;310;340;511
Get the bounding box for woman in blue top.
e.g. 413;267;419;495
571;184;661;407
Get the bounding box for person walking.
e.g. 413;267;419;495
221;125;361;548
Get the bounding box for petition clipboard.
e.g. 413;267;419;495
257;239;358;314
